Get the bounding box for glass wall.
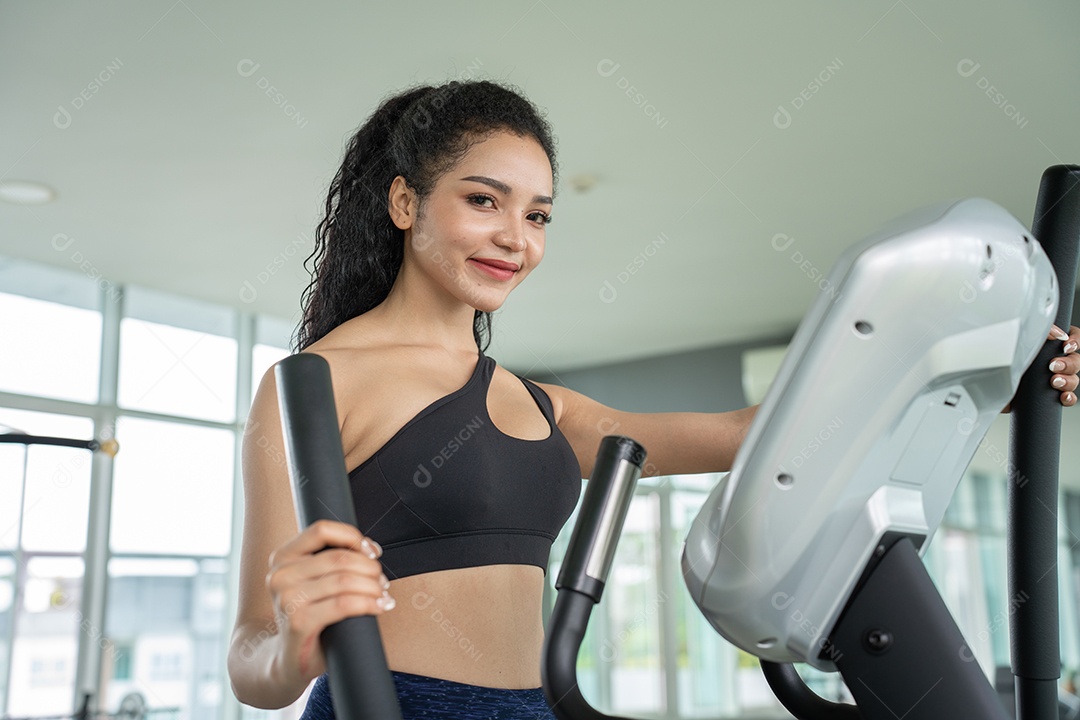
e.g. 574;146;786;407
0;257;293;720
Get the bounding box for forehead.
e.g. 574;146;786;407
449;131;553;194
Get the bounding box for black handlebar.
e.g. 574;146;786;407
542;435;647;720
275;353;403;720
1008;164;1080;720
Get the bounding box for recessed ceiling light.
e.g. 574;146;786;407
569;174;599;193
0;180;57;204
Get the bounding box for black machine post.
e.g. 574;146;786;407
1009;165;1080;720
275;353;403;720
827;537;1010;719
542;435;647;720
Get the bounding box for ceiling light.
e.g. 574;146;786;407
0;180;57;204
569;174;598;193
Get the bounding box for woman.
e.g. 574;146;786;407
226;79;1080;719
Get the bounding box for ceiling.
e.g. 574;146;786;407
2;1;1078;373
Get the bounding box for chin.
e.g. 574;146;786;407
463;289;510;314
471;299;506;314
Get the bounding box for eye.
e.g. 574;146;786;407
528;211;553;225
466;193;495;208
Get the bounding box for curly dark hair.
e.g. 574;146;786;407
293;79;559;352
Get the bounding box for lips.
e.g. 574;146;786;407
471;258;520;271
468;258;518;281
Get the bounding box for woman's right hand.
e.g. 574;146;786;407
265;519;394;687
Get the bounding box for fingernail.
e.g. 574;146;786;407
1053;376;1067;389
370;539;383;557
1066;342;1078;354
1050;360;1066;373
1065;392;1077;406
1051;325;1069;341
377;593;396;610
380;574;391;590
360;539;377;559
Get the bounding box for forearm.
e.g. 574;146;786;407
570;404;759;478
227;622;305;709
636;405;758;477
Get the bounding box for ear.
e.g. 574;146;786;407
388;175;417;230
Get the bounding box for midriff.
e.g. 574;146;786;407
375;564;547;689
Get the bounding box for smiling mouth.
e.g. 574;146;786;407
471;258;520;272
468;258;517;280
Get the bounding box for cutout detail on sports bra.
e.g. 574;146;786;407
485;371;553;443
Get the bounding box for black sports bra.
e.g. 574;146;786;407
347;352;583;580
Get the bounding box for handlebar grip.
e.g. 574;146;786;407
275;353;402;720
543;435;646;720
555;436;647;600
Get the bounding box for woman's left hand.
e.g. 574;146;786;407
1048;324;1079;407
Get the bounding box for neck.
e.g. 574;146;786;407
370;257;482;356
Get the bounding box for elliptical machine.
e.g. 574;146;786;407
542;166;1080;720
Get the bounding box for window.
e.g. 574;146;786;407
251;314;293;400
111;642;132;680
605;493;663;715
0;259;102;404
0;555;14;710
0;444;24;552
101;550;228;713
118;285;238;423
7;556;84;717
149;651;184;681
672;487;740;717
110;416;235;556
0;408;95;716
0;408;95;553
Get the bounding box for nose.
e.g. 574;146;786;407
494;216;528;253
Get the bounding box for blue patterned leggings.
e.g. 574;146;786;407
299;670;557;720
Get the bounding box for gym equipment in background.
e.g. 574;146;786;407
0;430;119;456
543;165;1080;720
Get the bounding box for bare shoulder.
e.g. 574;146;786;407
300;323;409;467
530;380;575;425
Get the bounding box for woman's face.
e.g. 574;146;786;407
391;130;554;313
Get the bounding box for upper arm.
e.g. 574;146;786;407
534;381;621;478
233;363;301;637
535;380;757;478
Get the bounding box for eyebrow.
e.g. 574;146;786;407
459;175;552;205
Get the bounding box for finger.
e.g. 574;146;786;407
269;520;380;569
1050;324;1070;342
276;546;385;587
1065;325;1079;355
291;571;390;610
267;547;386;600
308;547;386;583
306;519;382;558
299;588;395;632
1049;353;1080;378
1062;391;1077;408
1051;373;1079;394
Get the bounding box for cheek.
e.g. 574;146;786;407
531;236;546;264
